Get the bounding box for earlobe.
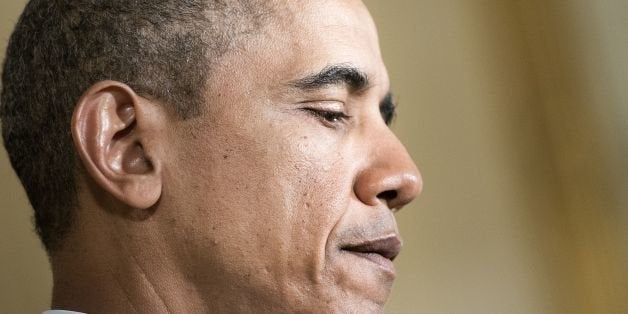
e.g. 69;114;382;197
72;81;162;210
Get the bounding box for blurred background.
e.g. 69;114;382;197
1;0;627;313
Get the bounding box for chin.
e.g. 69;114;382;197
276;267;392;313
329;252;396;304
324;296;387;314
298;258;394;313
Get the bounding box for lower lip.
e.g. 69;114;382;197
343;250;396;277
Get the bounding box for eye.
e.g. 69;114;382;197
303;108;351;127
380;94;397;126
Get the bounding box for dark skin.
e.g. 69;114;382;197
56;0;421;312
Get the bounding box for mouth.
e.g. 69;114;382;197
340;235;402;276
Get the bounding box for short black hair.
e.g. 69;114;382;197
1;0;269;252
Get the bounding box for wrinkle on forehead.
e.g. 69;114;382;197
265;0;376;38
280;2;383;72
206;0;389;103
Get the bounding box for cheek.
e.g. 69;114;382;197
280;129;353;222
164;109;358;305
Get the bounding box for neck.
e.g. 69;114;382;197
48;201;278;312
49;215;207;313
50;242;280;313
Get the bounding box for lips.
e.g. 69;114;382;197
342;236;402;260
340;235;402;275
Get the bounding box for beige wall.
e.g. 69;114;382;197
1;1;626;313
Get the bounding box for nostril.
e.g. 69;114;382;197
377;190;398;202
354;164;421;210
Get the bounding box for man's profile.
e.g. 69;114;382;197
1;0;422;312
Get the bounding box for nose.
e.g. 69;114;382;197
354;129;423;211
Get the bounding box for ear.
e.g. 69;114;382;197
72;81;162;210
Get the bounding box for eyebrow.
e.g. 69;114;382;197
288;64;370;92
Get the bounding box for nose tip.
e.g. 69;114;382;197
355;164;423;212
376;171;423;211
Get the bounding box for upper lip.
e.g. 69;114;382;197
341;235;402;261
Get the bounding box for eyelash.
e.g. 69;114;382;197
303;108;351;127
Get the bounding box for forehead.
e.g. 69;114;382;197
209;0;389;96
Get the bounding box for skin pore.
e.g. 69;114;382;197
53;0;422;313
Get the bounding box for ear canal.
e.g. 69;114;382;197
123;144;153;175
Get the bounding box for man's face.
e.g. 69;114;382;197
160;0;421;311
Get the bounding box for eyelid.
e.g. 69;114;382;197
299;101;351;128
303;108;351;127
298;100;345;110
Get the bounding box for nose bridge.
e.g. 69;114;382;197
354;121;423;211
